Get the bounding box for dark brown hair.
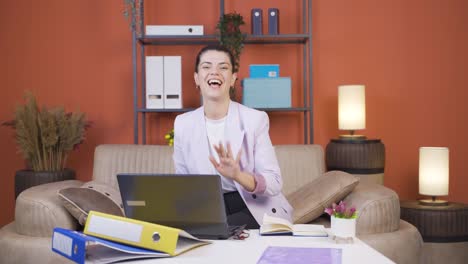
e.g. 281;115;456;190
194;45;237;73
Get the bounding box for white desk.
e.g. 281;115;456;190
131;230;395;264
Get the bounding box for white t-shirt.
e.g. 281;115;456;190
205;116;237;192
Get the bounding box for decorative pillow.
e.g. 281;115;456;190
286;170;359;224
58;181;125;225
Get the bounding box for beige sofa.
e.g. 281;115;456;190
0;144;423;263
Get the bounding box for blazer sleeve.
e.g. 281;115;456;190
173;115;189;174
251;112;283;196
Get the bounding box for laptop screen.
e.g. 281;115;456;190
117;173;230;239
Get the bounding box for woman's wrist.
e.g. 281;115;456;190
235;171;256;192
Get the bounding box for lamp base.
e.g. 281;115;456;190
339;134;367;140
419;199;449;206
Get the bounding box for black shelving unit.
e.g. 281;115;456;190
132;0;313;144
138;34;309;45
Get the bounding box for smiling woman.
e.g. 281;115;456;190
194;46;237;112
194;45;238;105
172;45;293;229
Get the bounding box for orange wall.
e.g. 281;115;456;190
1;0;467;228
313;0;468;204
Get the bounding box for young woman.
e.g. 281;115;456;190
173;45;292;229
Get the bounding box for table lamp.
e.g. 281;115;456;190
327;84;385;185
338;85;366;140
419;147;449;206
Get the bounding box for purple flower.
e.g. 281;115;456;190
336;201;346;214
324;207;334;216
324;200;358;219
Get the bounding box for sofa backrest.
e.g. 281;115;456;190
93;144;175;189
275;145;326;196
92;144;326;193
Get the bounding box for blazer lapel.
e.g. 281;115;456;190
191;107;213;174
225;102;245;166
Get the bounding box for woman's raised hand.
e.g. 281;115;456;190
209;142;241;180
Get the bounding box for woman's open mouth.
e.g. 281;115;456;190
207;79;223;88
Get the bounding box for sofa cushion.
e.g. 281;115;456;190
286;171;359;224
344;182;400;234
15;180;82;237
359;220;423;264
0;222;70;264
58;181;124;225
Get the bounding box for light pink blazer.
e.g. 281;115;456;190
173;101;293;224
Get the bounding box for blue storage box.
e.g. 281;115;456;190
249;64;280;78
242;77;291;108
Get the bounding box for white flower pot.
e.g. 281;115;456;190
331;215;356;238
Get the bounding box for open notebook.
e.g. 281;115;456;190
260;213;328;237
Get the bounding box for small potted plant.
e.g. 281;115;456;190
164;129;174;146
216;12;246;101
122;0;143;37
2;92;91;198
216;12;246;73
325;201;358;240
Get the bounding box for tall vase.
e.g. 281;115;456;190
15;169;76;199
331;215;356;238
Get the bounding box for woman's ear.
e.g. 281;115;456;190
194;72;200;88
231;72;238;86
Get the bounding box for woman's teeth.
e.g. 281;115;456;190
208;79;222;85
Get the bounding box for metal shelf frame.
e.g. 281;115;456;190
137;107;311;113
138;34;309;45
132;0;313;144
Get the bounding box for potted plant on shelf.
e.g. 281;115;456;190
325;201;358;241
2;93;91;198
216;12;246;101
122;0;143;37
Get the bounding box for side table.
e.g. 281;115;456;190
325;138;385;185
400;200;468;264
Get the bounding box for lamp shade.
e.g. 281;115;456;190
338;85;366;130
419;147;449;196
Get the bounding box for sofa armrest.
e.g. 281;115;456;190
344;183;400;235
15;180;83;237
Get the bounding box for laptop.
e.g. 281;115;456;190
117;173;236;239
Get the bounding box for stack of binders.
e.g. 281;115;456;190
242;64;292;108
51;211;211;264
146;56;182;109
